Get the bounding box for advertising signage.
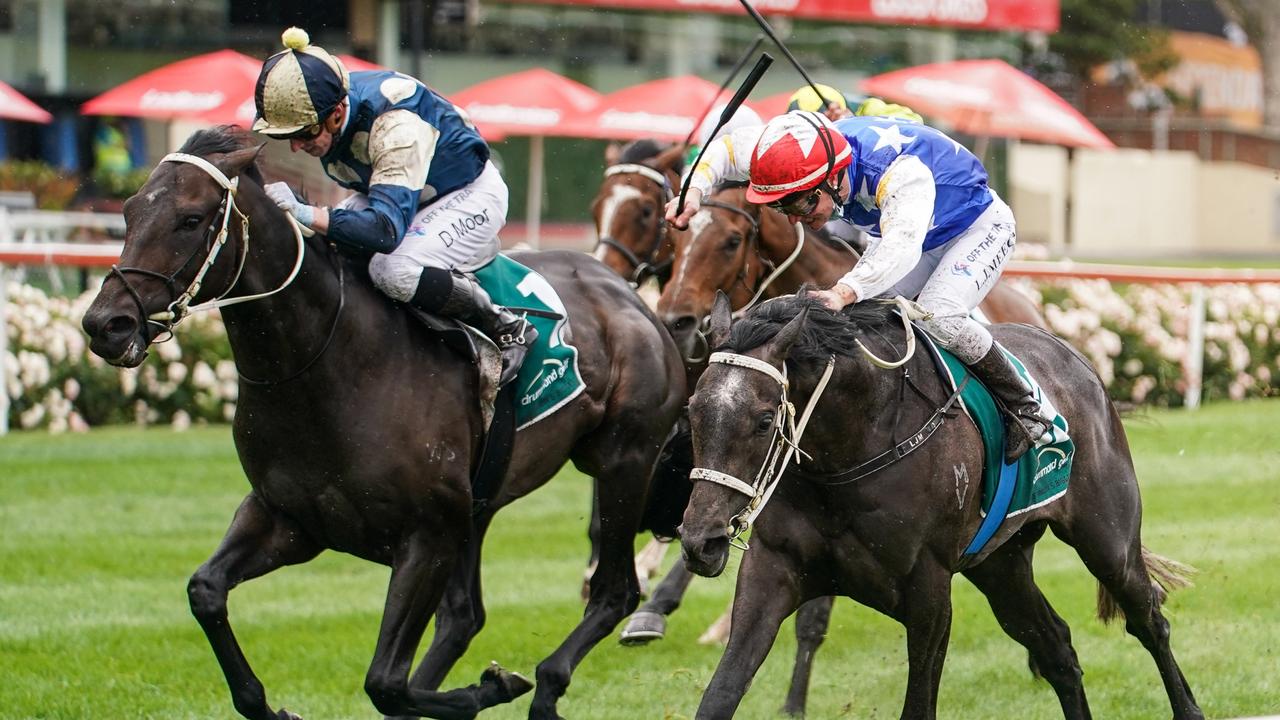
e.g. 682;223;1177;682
498;0;1060;33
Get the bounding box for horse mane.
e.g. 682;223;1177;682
177;124;264;185
724;293;897;365
714;180;749;192
617;138;670;164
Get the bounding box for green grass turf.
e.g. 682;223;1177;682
1;401;1277;719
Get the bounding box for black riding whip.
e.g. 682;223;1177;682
736;0;837;111
682;35;765;149
674;52;773;221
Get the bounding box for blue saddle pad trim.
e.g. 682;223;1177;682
914;325;1073;557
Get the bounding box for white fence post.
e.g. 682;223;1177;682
1184;284;1206;410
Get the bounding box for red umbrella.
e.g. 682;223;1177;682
82;50;262;125
452;68;604;247
567;75;730;141
0;80;52;123
451;68;601;142
861;59;1114;149
751;90;795;120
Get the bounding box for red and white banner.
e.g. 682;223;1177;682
498;0;1058;32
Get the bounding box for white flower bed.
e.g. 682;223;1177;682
4;276;1278;432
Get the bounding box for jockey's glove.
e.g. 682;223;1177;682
264;181;315;228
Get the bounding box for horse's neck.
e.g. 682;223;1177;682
801;331;940;473
760;214;854;294
217;201;389;384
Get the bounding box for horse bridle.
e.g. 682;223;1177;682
109;152;343;385
595;163;674;285
680;200;808;364
686;298;940;544
689;351;835;547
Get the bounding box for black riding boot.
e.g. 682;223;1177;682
414;270;538;388
968;344;1050;464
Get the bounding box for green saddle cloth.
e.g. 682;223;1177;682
933;343;1073;518
474;254;586;430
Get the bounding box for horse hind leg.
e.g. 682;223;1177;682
780;595;835;717
1056;469;1203;720
1088;542;1203;720
187;493;322;720
962;527;1091;720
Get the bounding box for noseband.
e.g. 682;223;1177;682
596;163;674;285
689;351;835;546
686;298;932;544
107;152;340;384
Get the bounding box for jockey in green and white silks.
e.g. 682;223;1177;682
252;27;535;386
667;110;1050;463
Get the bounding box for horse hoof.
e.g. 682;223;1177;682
481;661;534;702
619;611;666;645
276;709;304;720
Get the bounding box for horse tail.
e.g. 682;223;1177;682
1096;545;1196;624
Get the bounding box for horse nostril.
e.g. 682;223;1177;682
98;314;140;343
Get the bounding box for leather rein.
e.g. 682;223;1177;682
595;163;674;285
110;152;343;386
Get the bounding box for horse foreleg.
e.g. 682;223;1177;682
696;549;798;720
364;528;531;720
187;493;322;720
619;552;694;645
781;595;835;717
402;515;493;696
896;563;953;720
962;531;1090;720
528;462;648;720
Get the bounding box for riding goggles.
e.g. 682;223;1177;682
281;122;323;141
767;188;822;217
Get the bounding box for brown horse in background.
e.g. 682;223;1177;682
658;183;1046;363
589;140;686;289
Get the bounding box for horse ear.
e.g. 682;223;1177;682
653;142;687;175
764;305;810;362
708;291;732;348
603;141;622;166
215;144;264;178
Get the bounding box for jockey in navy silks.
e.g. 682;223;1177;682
252;27;535;386
666;110;1050;462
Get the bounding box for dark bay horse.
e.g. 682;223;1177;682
679;292;1202;720
589;140;686;288
80;127;687;720
624;182;1049;714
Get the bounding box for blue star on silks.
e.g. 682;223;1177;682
869;123;917;154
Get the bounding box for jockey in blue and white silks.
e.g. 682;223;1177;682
667;110;1050;462
251;27;534;386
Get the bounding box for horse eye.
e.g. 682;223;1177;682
755;412;774;434
724;233;743;250
640;204;654;219
181;215;203;231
